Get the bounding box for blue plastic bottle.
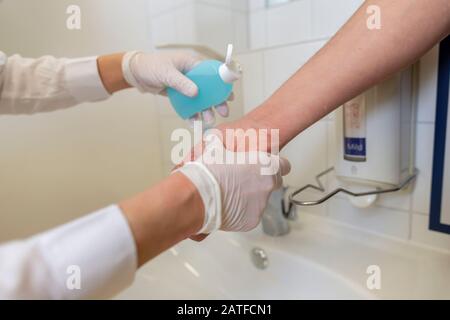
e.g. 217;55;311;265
167;44;242;119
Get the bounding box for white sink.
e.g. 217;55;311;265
117;213;450;300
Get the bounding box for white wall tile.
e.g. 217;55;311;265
326;109;336;121
249;10;267;49
195;3;235;53
412;123;435;214
282;121;328;188
328;198;411;240
417;46;439;123
411;213;450;252
174;4;197;43
196;0;248;12
248;0;266;11
325;119;346;199
263;40;325;96
326;119;337;168
156;96;178;116
163;163;175;177
266;0;311;47
148;0;179;17
230;0;250;11
376;191;411;212
201;0;232;8
148;0;193;16
151;12;178;46
233;11;250;52
159;116;191;164
235;52;265;114
311;0;363;38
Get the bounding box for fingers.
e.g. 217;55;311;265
189;234;209;242
214;102;229;117
166;70;199;98
202;109;215;127
272;156;291;189
187;110;215;128
187;101;229;128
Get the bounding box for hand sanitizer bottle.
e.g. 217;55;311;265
167;44;242;119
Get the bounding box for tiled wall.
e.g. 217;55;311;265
241;0;450;252
148;0;249;53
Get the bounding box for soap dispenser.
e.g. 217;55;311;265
167;44;242;119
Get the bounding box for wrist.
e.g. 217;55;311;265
217;115;279;153
119;173;204;266
172;172;206;237
97;53;131;94
176;163;222;234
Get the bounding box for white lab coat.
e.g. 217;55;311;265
0;51;137;299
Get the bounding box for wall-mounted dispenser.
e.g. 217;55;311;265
290;66;418;208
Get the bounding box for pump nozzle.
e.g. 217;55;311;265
219;44;242;83
225;44;233;66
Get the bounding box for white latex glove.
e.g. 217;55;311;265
176;135;291;234
122;51;230;125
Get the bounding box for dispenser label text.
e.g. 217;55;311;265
345;137;366;157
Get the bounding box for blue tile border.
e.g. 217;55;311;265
429;35;450;234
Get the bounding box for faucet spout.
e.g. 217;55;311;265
261;187;296;237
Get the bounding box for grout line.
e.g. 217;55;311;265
149;1;249;18
250;0;308;13
416;120;435;124
261;46;267;100
411;211;431;217
196;0;250;13
242;36;331;55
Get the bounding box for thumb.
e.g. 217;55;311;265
279;157;291;176
166;70;198;98
273;156;290;190
189;234;209;242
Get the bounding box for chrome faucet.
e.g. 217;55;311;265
261;186;296;236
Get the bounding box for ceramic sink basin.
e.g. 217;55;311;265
117;213;450;300
117;220;375;299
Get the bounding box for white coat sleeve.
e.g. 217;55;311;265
0;205;137;300
0;51;110;115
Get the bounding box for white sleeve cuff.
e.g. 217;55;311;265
38;205;137;299
176;162;222;234
64;56;111;103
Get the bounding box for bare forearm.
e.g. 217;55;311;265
97;53;131;94
242;0;450;148
119;173;204;267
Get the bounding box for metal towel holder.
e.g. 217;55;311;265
289;167;418;206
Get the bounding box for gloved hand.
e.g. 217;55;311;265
176;134;291;234
121;51;230;126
